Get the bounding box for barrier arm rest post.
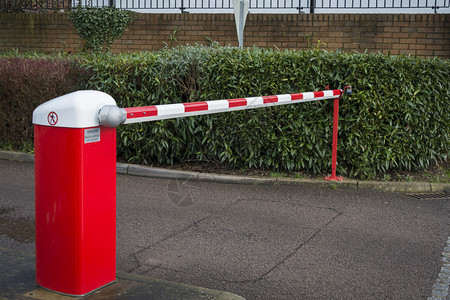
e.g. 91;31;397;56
324;86;352;182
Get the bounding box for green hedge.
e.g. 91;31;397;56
82;46;449;178
0;56;89;150
1;46;449;178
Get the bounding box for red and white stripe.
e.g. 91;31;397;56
123;89;342;124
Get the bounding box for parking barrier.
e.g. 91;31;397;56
32;88;349;296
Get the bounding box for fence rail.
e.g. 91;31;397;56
1;0;449;12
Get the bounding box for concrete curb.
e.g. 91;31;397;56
1;150;449;193
0;150;35;163
357;180;434;193
276;177;359;189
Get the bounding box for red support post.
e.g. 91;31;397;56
324;96;343;182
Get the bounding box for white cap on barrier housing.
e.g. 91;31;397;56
33;90;117;128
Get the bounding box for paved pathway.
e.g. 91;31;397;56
0;159;449;299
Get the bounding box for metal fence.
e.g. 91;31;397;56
1;0;449;12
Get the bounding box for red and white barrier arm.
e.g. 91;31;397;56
123;90;342;124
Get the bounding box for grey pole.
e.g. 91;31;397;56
238;0;244;48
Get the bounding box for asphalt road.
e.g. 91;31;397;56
0;159;449;299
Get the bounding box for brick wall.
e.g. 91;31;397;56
0;13;449;58
0;13;82;53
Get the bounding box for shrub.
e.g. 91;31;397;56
0;57;89;149
1;47;448;178
81;46;449;178
68;6;136;53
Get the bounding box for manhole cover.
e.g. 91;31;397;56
406;192;449;200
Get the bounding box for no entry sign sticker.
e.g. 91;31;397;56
47;112;58;126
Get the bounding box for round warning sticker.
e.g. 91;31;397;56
47;112;58;126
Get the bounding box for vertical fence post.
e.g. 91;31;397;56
310;0;315;13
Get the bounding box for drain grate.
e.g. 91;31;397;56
406;192;449;200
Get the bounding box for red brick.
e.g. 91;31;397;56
409;44;426;50
328;31;344;38
327;42;344;48
428;33;444;39
434;39;449;45
383;38;398;44
384;27;400;33
376;43;393;50
392;33;410;38
399;49;414;55
392;43;410;50
433;51;450;57
416;50;434;56
434;27;449;33
399;38;416;44
426;44;444;50
409;32;428;39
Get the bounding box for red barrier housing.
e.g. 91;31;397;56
33;91;118;296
